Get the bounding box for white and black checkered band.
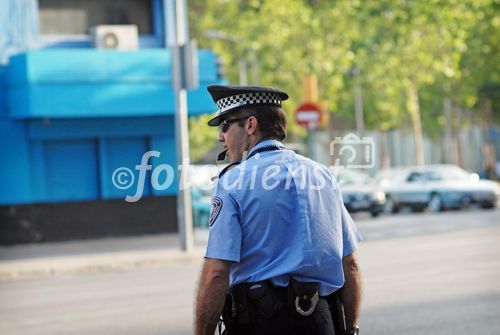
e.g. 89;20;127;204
216;92;282;114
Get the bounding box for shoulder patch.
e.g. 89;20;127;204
209;196;223;226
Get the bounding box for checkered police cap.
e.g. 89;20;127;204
207;85;289;126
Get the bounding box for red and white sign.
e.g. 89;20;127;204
295;102;322;129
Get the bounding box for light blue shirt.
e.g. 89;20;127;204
205;139;362;296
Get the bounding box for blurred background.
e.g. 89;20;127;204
0;1;499;335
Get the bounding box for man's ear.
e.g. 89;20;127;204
247;116;258;135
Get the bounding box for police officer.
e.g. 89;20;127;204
195;85;363;335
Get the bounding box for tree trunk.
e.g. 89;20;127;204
443;97;453;164
481;99;497;179
406;82;425;166
451;103;462;166
378;131;391;169
444;98;462;166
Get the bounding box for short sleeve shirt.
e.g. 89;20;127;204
205;140;363;296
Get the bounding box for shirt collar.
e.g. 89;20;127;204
247;139;285;158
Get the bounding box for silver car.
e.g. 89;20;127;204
377;165;500;213
335;169;386;217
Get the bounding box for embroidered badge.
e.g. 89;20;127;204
209;196;223;226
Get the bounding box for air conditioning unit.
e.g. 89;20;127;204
91;25;139;50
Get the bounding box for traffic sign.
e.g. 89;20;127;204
295;102;322;129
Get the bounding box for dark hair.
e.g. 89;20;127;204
234;105;287;141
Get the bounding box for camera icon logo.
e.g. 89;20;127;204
330;133;375;168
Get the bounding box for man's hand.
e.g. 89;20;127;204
195;258;230;335
340;252;362;329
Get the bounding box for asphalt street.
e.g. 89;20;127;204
0;208;499;335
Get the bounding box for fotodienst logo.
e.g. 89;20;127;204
112;138;376;202
330;133;375;169
111;151;178;203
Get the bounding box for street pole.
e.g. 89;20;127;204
308;126;318;161
250;49;259;85
352;66;365;136
303;76;319;161
239;59;248;85
164;0;193;252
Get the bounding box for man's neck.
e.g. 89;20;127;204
247;135;274;153
245;136;282;158
244;135;260;153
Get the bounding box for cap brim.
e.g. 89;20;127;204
207;114;223;126
207;108;240;126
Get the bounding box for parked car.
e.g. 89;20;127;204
376;164;500;213
335;169;386;217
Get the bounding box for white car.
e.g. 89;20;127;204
377;165;500;213
335;169;386;217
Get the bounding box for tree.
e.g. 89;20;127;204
188;0;499;165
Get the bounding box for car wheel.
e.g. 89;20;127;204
370;210;381;217
428;193;443;213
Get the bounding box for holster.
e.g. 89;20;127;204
287;278;320;317
221;294;236;335
246;281;283;319
232;284;253;326
226;280;284;331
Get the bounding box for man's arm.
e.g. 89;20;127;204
195;258;230;335
340;251;362;329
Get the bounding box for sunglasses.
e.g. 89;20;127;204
219;117;248;133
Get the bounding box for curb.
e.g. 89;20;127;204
0;247;206;280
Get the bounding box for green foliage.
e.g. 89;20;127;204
188;114;218;162
188;0;499;152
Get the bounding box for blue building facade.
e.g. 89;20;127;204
0;0;223;244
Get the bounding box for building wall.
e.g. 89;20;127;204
0;0;224;244
0;0;38;64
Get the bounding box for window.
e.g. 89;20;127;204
407;172;425;183
39;0;153;35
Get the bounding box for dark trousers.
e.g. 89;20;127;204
234;292;335;335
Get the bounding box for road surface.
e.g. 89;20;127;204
1;209;499;334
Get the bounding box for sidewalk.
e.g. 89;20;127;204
0;229;209;280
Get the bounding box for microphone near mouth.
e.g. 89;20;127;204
217;149;228;162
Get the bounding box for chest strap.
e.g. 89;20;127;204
218;145;283;178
